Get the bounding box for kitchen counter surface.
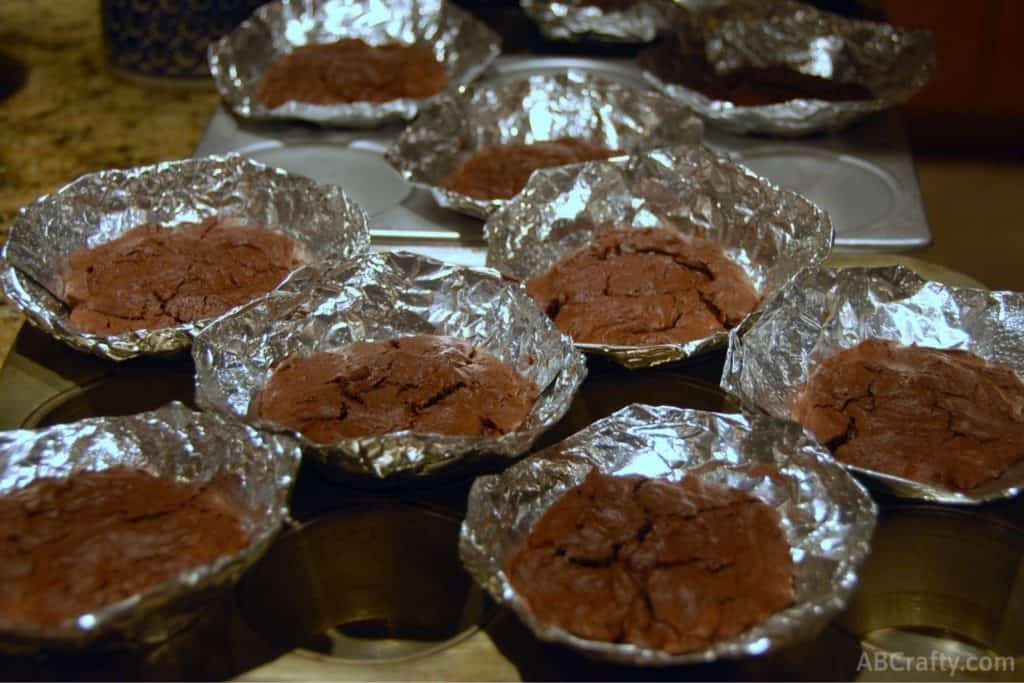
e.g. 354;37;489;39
2;0;1022;367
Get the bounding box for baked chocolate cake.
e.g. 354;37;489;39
793;339;1024;491
255;38;447;107
63;217;303;335
253;335;539;443
506;470;795;653
0;466;250;626
525;227;759;345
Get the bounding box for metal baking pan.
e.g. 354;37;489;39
194;55;931;253
2;322;1022;679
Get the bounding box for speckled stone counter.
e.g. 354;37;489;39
0;0;218;362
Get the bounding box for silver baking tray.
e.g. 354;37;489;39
195;56;932;259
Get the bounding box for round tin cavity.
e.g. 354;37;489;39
238;503;492;662
836;505;1024;678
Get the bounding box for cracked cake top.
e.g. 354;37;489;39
792;339;1024;491
525;227;760;346
62;216;304;335
505;469;795;654
250;335;540;443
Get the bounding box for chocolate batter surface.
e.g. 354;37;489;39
793;340;1024;491
63;217;303;335
253;335;539;443
441;138;620;200
640;37;873;106
255;38;447;108
0;466;251;626
506;470;795;653
525;227;759;345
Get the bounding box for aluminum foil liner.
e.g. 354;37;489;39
485;144;833;368
460;403;876;665
388;70;704;219
721;265;1024;505
208;0;501;127
0;156;370;362
520;0;668;44
640;0;934;136
0;402;301;653
192;250;587;479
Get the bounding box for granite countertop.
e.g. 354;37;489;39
0;1;219;363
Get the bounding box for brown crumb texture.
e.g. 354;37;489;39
252;335;540;443
525;227;759;345
792;339;1024;491
62;217;303;335
0;466;251;627
505;470;795;653
441;138;621;200
255;38;447;108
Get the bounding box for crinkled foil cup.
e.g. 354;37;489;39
520;0;668;44
388;70;704;219
721;265;1024;504
0;402;301;653
641;0;934;136
460;403;876;665
0;155;370;362
484;144;833;368
192;251;587;480
208;0;501;127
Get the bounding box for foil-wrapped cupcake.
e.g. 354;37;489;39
387;70;703;219
0;156;369;361
192;251;587;480
208;0;501;127
520;0;668;44
721;265;1024;504
485;144;833;368
460;403;876;665
0;402;300;652
640;0;934;136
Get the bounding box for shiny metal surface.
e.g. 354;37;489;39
485;144;833;367
722;264;1024;504
193;251;586;480
194;56;933;250
208;0;501;127
0;403;301;653
461;404;877;665
0;156;369;361
387;69;703;218
643;0;934;136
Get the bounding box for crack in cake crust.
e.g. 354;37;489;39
62;217;303;335
0;466;251;627
252;335;540;443
525;227;760;346
505;470;795;654
793;339;1024;491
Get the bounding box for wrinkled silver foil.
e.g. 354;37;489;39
485;144;833;368
0;402;301;653
520;0;667;44
641;0;934;136
208;0;501;127
192;251;587;479
0;156;370;362
388;70;704;219
460;403;877;665
721;265;1024;505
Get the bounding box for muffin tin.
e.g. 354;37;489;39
2;324;1021;679
195;55;932;252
